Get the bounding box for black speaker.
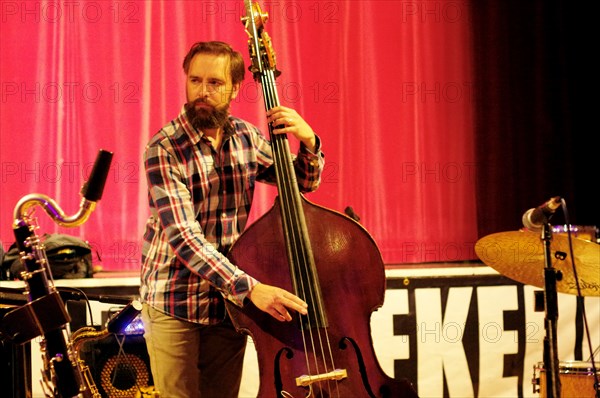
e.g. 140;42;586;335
1;305;32;398
79;333;157;397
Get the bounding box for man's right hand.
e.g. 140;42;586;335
247;283;308;322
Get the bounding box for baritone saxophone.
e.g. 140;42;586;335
10;149;113;397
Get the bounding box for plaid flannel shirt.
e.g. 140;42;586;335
140;106;324;324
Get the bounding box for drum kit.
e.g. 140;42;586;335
475;224;600;398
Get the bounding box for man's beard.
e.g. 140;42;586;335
185;99;230;130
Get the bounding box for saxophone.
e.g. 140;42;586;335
70;326;105;398
10;149;113;397
69;300;145;398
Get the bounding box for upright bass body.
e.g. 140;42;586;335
228;2;418;396
226;195;418;398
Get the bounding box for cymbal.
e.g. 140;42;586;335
475;230;600;296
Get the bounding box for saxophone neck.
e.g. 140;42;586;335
12;149;113;230
13;194;97;229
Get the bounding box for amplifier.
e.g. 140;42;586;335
79;333;157;398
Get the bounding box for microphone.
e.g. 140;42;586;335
106;300;143;334
57;288;136;305
522;196;562;231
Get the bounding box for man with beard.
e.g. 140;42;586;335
139;41;324;398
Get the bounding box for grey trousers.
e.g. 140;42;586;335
141;304;247;398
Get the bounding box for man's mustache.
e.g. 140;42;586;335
193;99;213;108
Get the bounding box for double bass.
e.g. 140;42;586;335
225;2;419;397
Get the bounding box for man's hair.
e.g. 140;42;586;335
182;41;245;85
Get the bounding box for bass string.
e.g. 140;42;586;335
261;68;342;395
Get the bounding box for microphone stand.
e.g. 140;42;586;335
541;221;561;398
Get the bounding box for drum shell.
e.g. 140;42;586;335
552;225;599;244
534;361;599;398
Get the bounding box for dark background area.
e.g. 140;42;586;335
472;1;597;238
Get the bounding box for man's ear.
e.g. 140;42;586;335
231;83;241;100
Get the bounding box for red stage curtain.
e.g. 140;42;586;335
1;1;476;271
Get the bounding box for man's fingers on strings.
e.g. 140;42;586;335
273;307;291;322
285;293;308;314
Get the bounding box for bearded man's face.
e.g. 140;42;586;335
184;53;240;130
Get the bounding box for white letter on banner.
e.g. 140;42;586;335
416;287;474;398
477;285;519;397
371;289;411;377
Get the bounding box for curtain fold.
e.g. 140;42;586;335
1;1;477;270
472;0;597;238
